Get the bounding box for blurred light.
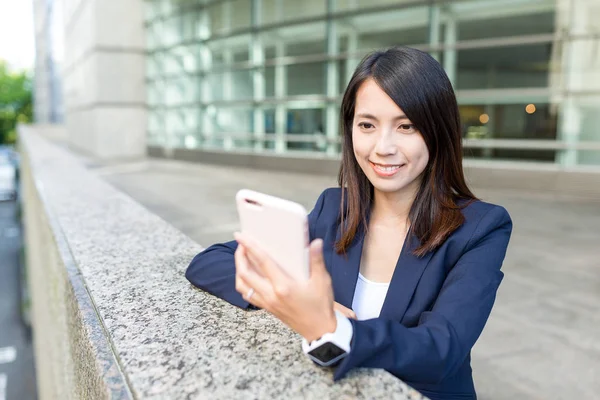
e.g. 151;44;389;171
526;104;536;114
184;135;197;149
479;114;490;124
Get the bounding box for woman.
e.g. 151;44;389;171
186;46;512;400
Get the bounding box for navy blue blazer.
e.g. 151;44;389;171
186;188;512;400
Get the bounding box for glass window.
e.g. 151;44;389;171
558;95;600;166
452;0;556;41
148;110;164;134
152;45;201;78
160;108;196;148
460;103;558;141
177;10;204;42
460;102;558;162
146;54;160;80
207;34;251;68
208;0;251;36
286;108;325;151
337;7;429;54
265;66;275;97
162;76;199;106
214;107;254;135
146;0;175;22
457;11;555;41
147;81;163;107
154;17;183;49
575;150;600;166
262;22;327;59
262;0;326;25
287;62;326;96
563;38;600;93
206;69;253;102
264;108;276;134
456;43;554;90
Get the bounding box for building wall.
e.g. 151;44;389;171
33;0;600;165
33;0;147;159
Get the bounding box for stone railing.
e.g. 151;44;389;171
19;125;426;400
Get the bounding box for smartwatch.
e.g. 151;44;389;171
302;311;353;367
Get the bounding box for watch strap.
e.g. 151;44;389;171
302;311;353;364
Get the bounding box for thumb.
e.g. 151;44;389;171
309;239;326;278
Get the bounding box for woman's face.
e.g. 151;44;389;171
352;78;429;197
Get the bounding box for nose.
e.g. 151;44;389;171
374;129;397;156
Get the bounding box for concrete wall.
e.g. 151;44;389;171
21;128;131;400
19;124;425;399
61;0;146;159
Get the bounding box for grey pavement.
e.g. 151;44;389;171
0;199;37;400
98;158;600;400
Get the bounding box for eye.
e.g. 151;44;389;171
398;124;416;133
358;122;375;131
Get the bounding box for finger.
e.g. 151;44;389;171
235;233;272;278
309;239;327;279
234;232;290;282
234;244;273;301
236;273;266;309
334;302;356;319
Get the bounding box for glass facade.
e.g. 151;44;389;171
145;0;600;166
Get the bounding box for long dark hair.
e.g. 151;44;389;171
336;46;476;257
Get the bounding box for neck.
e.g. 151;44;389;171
370;181;420;228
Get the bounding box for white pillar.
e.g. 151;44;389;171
557;0;600;166
345;31;359;85
428;5;441;62
443;8;457;87
222;50;234;150
251;0;265;151
325;0;339;155
198;10;213;146
274;40;286;153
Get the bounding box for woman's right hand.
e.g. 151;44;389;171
334;302;357;319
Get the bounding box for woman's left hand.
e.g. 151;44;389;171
233;232;337;342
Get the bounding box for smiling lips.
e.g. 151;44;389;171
369;161;406;177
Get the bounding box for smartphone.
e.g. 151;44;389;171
236;189;310;281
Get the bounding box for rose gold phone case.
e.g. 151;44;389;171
236;189;310;281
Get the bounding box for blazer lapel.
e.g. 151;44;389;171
329;226;364;309
379;233;434;321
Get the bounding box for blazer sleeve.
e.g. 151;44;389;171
334;205;513;384
185;188;330;309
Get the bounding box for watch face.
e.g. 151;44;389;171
308;342;346;363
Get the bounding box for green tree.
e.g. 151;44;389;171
0;60;33;144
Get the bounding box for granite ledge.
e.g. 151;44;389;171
19;125;427;399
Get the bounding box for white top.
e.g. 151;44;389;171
302;273;391;361
351;273;391;321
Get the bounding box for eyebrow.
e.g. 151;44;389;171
355;113;410;121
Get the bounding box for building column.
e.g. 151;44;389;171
198;10;213;147
557;0;600;166
62;0;147;159
251;0;265;151
274;41;287;153
428;4;441;62
443;6;457;87
325;0;339;155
